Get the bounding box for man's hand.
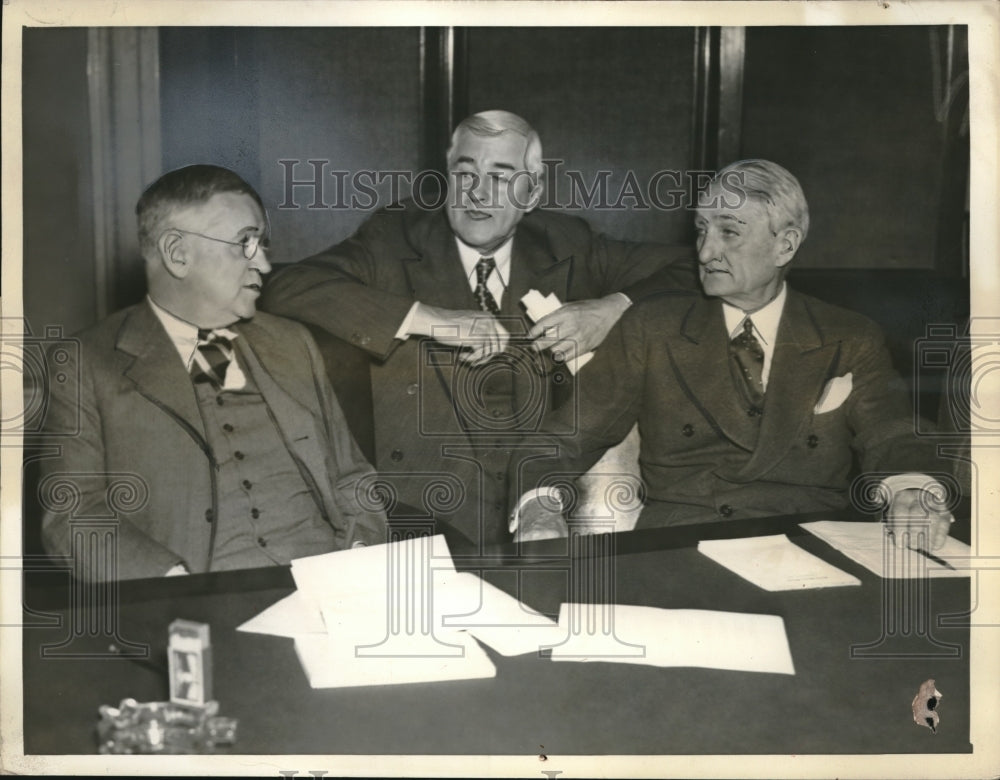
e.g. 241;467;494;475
886;487;953;551
528;293;630;363
165;563;190;576
510;495;568;542
409;303;510;365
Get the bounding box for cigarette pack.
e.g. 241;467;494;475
168;619;212;707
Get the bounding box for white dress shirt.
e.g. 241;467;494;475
721;282;788;390
147;296;246;390
395;236;514;339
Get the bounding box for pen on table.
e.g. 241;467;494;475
913;547;956;571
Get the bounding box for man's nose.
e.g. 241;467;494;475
697;233;719;265
251;249;272;274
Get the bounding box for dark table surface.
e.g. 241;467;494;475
21;511;973;756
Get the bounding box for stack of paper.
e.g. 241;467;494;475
521;289;594;374
238;535;566;687
801;521;971;579
698;534;861;591
238;533;802;685
548;604;795;675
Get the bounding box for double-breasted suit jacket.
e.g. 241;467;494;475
261;201;694;546
516;286;942;527
39;301;386;580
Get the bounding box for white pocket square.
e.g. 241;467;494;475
813;372;853;414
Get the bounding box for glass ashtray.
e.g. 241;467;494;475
96;697;238;754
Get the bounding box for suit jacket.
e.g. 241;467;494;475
516;286;943;527
261;201;695;546
39;302;386;580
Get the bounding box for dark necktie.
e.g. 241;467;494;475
474;256;502;315
729;317;765;409
190;329;234;389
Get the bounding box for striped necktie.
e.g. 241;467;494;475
190;329;235;389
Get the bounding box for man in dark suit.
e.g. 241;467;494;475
512;159;954;549
261;110;693;549
40;165;386;580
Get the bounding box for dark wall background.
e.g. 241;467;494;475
22;28;97;338
22;25;969;335
466;27;696;244
741;26;965;271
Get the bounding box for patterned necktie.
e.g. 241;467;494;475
729;317;765;409
474;256;501;315
190;329;235;389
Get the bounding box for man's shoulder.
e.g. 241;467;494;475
630;290;704;320
788;287;885;340
519;208;596;247
237;310;314;350
70;303;144;353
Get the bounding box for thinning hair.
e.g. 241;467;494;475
136;164;264;260
715;159;810;242
446;110;544;178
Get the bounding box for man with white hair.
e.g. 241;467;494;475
262;110;693;548
512;159;955;548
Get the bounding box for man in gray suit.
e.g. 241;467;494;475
40;165;386;580
512;159;954;549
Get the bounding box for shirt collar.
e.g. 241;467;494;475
147;296;238;367
454;236;513;290
721;282;788;346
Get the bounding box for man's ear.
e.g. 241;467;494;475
158;230;191;279
775;227;802;268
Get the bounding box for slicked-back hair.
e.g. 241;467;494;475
446;110;544;178
136;164;264;260
715;159;810;242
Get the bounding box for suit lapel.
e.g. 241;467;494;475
669;297;759;451
506;223;573;314
737;290;840;480
118;302;207;446
402;210;477;313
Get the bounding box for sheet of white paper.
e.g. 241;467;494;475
290;533;455;609
435;572;566;656
548;604;795;675
293;629;497;689
520;288;594;374
698;534;861;591
235;591;326;637
801;520;971;579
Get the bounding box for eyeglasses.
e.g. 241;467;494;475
171;228;269;261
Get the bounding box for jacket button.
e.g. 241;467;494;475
234;450;245;460
257;536;267;547
406;383;418;395
216;397;225;406
251;507;260;519
242;479;252;489
719;504;734;517
204;508;214;522
391;449;403;461
682;424;694;437
223;423;234;432
807;434;819;448
747;406;761;418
